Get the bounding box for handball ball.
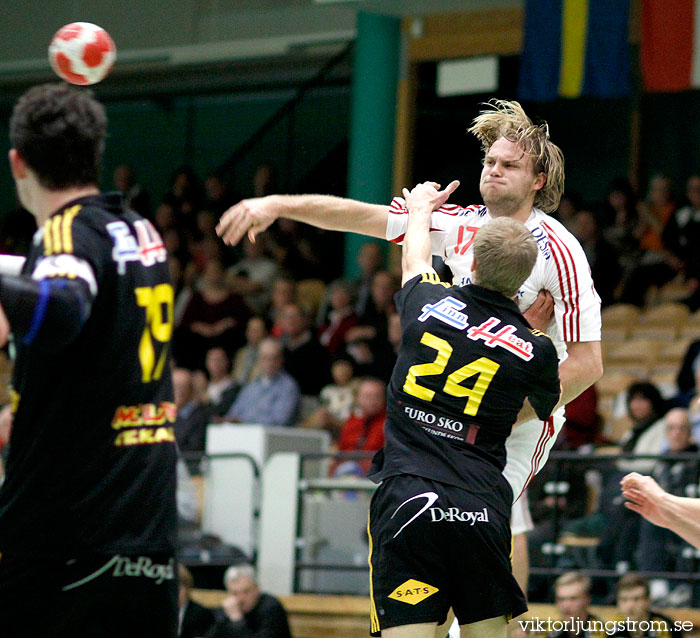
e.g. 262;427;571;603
48;22;116;85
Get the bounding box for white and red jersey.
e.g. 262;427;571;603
386;198;602;500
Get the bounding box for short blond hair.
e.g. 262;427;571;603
555;572;591;596
473;217;538;298
468;99;565;213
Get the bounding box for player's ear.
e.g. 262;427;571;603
8;149;26;180
532;172;546;192
471;255;478;280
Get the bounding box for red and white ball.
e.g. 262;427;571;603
48;22;116;85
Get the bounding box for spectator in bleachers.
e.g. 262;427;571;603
334;377;386;476
173;368;211;459
317;279;358;356
232;316;268;386
612;574;681;636
226;236;279;314
178;563;216;638
633;410;698;603
668;175;700;311
204;171;236;216
267;218;320;280
572;209;622;307
674;338;700;400
206;563;291;638
353;242;385;317
154;199;177;235
165;165;203;225
596;383;668;569
546;572;604;638
279;303;330;396
620;174;678;307
302;357;357;437
204;347;239;418
224;338;299;427
345;271;398;374
174;257;250;370
113;163;151;219
600;177;642;288
267;278;297;337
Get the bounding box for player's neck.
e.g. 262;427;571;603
32;185;100;226
487;202;533;223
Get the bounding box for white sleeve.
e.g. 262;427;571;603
386;196;451;257
541;222;601;343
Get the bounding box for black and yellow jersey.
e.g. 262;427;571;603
368;273;560;517
0;193;176;558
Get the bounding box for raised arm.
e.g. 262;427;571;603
216;194;389;246
400;181;460;286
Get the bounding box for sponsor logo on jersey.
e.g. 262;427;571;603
111;402;177;447
467;318;534;361
529;226;551;260
418;297;468;329
107;219;167;275
403;407;464;432
429;506;489;524
388;579;439;605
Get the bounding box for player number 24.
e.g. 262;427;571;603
135;283;174;383
403;332;499;416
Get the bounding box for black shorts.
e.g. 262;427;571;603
368;475;526;635
0;551;178;638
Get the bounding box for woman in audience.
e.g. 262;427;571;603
318;279;358;356
303;357;357;437
232;316;268;386
174;257;250;370
205;347;239;417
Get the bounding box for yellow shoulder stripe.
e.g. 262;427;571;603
44;204;81;256
419;272;450;288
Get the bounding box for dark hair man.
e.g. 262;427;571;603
0;83;177;636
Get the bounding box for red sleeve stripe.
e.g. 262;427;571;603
389;199;407;213
518;417;555;501
541;221;581;341
544;222;581;340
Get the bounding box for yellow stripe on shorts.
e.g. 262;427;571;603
367;511;380;634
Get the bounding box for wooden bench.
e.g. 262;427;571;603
191;592;700;638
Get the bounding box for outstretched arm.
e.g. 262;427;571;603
621;472;700;550
216;194;389;246
400;181;459;286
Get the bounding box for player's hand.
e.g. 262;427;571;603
216;195;281;246
523;290;554;332
0;303;10;348
402;180;460;214
222;595;244;622
621;472;672;529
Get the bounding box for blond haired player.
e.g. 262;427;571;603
217;98;603;579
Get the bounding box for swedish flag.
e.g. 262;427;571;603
518;0;631;102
